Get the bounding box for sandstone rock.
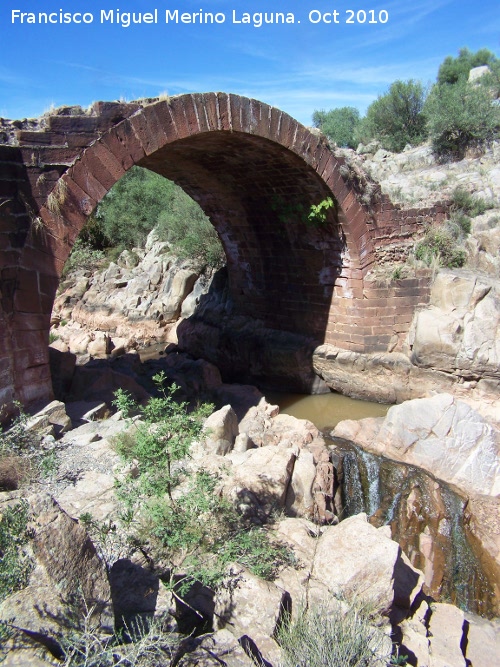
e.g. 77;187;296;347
428;603;466;667
56;471;117;522
202;405;239;455
177;629;254;666
408;271;500;378
464;613;500;667
286;447;316;519
160;269;198;322
87;331;111;357
225;445;297;516
108;558;176;631
400;598;431;667
312;514;423;621
214;564;287;665
333;394;500;498
30;400;72;436
233;432;254;453
0;494;112;637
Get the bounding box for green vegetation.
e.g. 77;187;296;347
112;374;293;593
313;107;361;148
277;599;391;667
59;614;178;666
76;166;224;270
450;187;495;217
425;79;500;160
355;80;427;152
414;226;467;268
62;238;106;278
313;47;500;159
437;47;498;85
0;403;59;491
0;501;33;602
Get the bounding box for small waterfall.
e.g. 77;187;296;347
331;437;496;616
341;449;365;517
338;443;380;519
357;448;380;517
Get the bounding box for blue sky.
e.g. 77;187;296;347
1;0;499;124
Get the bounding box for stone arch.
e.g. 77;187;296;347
0;93;442;411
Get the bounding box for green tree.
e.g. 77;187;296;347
96;166;176;248
312;107;361;148
74;166;225;269
425;78;500;159
355;80;427;152
437;47;498;85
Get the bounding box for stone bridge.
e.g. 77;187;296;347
0;93;447;412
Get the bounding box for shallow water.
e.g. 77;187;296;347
265;391;390;430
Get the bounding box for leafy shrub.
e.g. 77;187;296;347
156;196;225;269
83;166;225;269
60;612;178;667
450;187;495;217
437;47;498;85
414;227;467;268
451;212;472;236
425;80;500;160
277;599;391;667
0;501;33;602
62;238;105;278
354;80;427;152
113;375;293;592
312;107;361;148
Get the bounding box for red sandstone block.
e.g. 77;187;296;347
90;141;126;182
17;361;51;385
19;245;59;276
99;131;134;172
129;110;162;156
252;99;273;138
70;159;107;203
291;126;311;156
11;313;50;331
112;119;147;163
215;93;231;132
77;152;116;192
189;94;211;135
48;115;100;134
31;146;81;167
228;94;244;133
16;130;66;146
14;329;47;354
201;93;221;132
268;107;282;139
153;99;185;140
279;114;297;149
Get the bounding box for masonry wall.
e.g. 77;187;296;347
0;94;445;411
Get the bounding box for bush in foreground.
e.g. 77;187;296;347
277;599;392;667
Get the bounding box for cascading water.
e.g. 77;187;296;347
331;438;496;616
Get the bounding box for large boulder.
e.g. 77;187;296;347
408;271;500;379
0;494;112;637
333;394;500;498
